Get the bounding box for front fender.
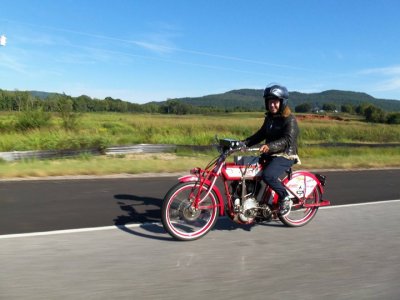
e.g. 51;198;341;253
178;175;225;216
178;175;200;182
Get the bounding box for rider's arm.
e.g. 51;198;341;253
267;115;298;153
244;117;268;147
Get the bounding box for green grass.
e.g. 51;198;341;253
299;120;400;143
1;112;399;151
0;153;211;178
298;146;400;169
0;112;399;178
0;146;399;179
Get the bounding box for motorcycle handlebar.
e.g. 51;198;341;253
217;139;261;154
225;146;260;155
245;147;260;152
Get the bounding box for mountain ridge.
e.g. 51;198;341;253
165;89;400;112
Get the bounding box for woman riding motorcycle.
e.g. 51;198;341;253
244;84;300;216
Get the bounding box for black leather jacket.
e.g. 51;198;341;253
245;109;299;156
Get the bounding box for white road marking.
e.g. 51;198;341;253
1;199;399;240
0;223;156;240
320;199;400;209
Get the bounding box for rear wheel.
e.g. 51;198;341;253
279;185;321;227
161;182;219;241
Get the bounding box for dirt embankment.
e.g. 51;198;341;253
296;114;344;121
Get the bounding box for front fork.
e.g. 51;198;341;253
179;171;225;216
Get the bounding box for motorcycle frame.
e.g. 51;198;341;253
178;148;328;218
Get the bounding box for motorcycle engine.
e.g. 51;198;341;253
239;197;258;222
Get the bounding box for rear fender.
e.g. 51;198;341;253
284;171;330;206
178;175;225;216
313;173;330;205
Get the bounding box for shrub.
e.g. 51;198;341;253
386;113;400;124
15;110;52;130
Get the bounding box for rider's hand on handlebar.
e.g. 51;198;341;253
260;144;269;153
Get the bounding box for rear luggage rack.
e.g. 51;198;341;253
315;173;327;186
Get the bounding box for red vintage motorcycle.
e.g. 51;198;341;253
161;138;330;241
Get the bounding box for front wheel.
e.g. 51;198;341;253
161;182;220;241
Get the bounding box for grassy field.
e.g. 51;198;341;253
1;111;400;151
0;112;399;178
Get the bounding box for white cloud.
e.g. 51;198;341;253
358;65;400;94
132;41;175;54
360;65;400;75
374;77;400;92
0;34;6;46
0;53;27;73
131;22;182;55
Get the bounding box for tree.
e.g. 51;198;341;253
161;100;191;115
42;95;60;112
14;90;30;111
341;104;354;114
57;94;80;130
355;103;370;115
141;103;160;113
364;105;386;123
295;103;311;113
322;103;337;112
0;90;15;111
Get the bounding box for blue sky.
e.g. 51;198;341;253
1;0;400;104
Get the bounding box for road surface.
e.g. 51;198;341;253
0;169;399;299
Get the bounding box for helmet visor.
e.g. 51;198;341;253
264;95;281;101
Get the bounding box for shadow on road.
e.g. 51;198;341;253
113;194;171;241
114;194;161;223
113;194;285;241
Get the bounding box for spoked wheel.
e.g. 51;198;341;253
279;187;321;227
161;182;219;241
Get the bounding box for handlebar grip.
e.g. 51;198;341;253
246;147;260;152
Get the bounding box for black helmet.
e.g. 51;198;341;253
263;84;289;112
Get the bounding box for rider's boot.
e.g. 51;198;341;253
279;196;292;216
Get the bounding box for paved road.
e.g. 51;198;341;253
0;169;399;299
1;201;399;299
0;169;399;235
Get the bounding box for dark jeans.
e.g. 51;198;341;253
261;156;294;201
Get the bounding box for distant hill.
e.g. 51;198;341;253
29;90;56;99
166;89;400;112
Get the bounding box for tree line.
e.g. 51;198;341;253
0;90;156;113
295;102;400;124
1;90;399;124
0;90;239;115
